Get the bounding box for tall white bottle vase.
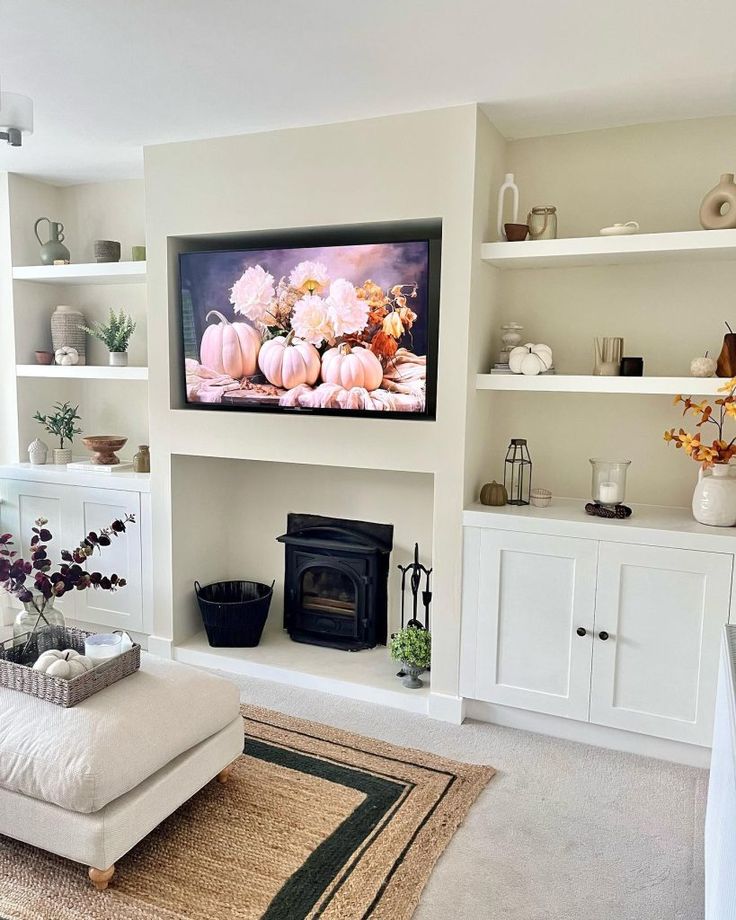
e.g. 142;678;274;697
497;173;520;240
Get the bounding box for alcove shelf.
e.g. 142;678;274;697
12;262;146;285
476;374;727;395
480;228;736;269
16;364;149;381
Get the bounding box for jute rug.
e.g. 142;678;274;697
0;704;494;920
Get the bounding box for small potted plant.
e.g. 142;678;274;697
389;625;431;689
33;401;81;465
79;309;136;366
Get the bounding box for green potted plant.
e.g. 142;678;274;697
33;402;81;465
79;309;136;366
389;626;431;689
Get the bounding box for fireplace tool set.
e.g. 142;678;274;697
396;543;432;675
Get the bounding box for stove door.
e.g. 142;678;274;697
288;552;369;644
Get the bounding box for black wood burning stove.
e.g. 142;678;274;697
276;513;393;651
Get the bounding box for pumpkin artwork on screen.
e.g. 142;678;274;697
182;242;430;413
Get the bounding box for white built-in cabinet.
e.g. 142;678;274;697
0;472;151;634
461;512;735;748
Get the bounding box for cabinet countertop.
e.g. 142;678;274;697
0;463;152;493
463;499;736;554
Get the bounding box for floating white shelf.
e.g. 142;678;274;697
480;229;736;269
12;262;146;285
476;374;728;395
16;364;149;381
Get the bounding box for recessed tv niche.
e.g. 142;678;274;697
179;224;440;419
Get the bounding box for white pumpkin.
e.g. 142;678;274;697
199;310;261;378
258;330;320;389
690;354;717;378
33;648;94;679
321;343;383;391
509;343;553;375
55;346;79;367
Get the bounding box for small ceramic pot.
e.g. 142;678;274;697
52;448;72;465
530;488;552;508
400;663;426;690
94;240;121;263
109;351;128;367
28;438;48;465
34;350;54;365
692;464;736;526
504;222;529;242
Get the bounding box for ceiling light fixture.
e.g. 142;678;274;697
0;83;33;146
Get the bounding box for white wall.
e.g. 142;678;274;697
144;105;483;697
171;455;434;643
485;116;736;507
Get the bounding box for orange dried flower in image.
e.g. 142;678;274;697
665;379;736;468
371;331;399;359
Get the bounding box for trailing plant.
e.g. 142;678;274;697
664;377;736;467
389;626;431;669
80;309;136;353
33;402;81;449
0;514;135;653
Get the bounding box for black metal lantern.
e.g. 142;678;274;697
504;438;532;505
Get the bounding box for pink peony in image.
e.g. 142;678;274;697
325;278;369;337
291;294;335;346
229;265;276;323
289;260;329;294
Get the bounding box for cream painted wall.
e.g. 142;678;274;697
5;175;148;460
171;455;433;644
485;116;736;507
144;105;483;696
0;174;16;463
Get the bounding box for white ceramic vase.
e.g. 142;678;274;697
692;464;736;526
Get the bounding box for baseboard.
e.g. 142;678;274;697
465;699;711;768
146;635;174;658
428;692;466;725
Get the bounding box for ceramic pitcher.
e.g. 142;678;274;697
692;463;736;526
34;217;70;265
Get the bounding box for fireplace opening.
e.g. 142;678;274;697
277;513;393;651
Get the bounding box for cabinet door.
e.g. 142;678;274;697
591;542;732;745
72;489;142;632
469;529;598;720
0;479;77;621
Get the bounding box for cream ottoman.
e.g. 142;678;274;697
0;653;243;889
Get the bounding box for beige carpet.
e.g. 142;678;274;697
0;705;493;920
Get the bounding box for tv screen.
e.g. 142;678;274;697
179;228;440;419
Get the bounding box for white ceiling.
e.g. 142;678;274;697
1;0;735;185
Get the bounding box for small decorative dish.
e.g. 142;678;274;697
530;488;552;508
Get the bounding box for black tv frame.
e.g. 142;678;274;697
176;219;441;421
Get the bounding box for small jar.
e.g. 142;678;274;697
527;206;558;240
133;445;150;473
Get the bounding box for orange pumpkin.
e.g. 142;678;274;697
321;343;383;391
258;330;320;389
199;310;261;378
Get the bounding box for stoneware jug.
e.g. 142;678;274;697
692;463;736;526
34;217;70;265
699;174;736;230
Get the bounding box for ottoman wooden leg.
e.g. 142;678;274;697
89;865;115;891
216;762;236;784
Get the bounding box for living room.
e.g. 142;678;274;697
0;3;733;918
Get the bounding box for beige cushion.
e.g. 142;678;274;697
0;653;240;813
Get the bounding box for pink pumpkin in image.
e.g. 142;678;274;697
200;310;261;378
321;343;383;391
258;330;321;389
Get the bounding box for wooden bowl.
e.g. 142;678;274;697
82;436;127;466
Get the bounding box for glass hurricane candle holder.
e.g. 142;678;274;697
590;458;631;507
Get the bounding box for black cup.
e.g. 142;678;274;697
620;356;644;376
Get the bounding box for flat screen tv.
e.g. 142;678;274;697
179;224;440;419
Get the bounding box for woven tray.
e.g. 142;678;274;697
0;627;141;708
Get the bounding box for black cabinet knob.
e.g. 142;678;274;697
598;631;609;641
576;627;586;637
